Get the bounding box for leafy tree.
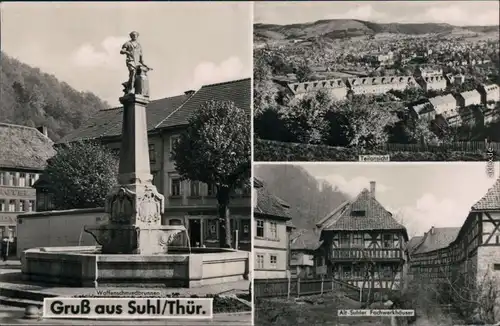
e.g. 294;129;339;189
254;55;279;116
325;97;398;149
172;100;250;248
43;141;118;210
280;90;332;144
294;63;313;82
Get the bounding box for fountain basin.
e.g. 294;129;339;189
21;246;249;288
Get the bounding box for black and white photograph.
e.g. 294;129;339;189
253;1;500;162
253;162;500;326
0;2;251;325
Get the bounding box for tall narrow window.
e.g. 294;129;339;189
0;200;5;212
383;234;393;248
170;177;181;197
18;173;26;187
9;200;16;212
256;254;264;269
256;220;264;238
269;222;278;240
148;144;156;164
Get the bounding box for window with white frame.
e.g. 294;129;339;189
269;222;278;240
28;200;34;212
170;177;181;197
7;172;13;186
0;172;5;185
256;220;264;238
256;254;264;269
0;200;5;212
8;200;16;212
20;201;26;212
270;255;277;269
18;173;26;187
170;135;180;158
148;144;156;164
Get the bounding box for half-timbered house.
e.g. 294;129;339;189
316;181;408;297
408;176;500;301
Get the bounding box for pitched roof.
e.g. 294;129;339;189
254;179;292;220
472;176;500;210
0;123;56;170
317;189;408;239
349;76;415;86
412;101;433;115
459;90;481;100
406;236;424;254
428;94;456;108
412;227;460;255
59;94;190;143
155;78;251;129
290;228;322;251
287;78;346;95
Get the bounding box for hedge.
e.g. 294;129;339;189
254;139;491;162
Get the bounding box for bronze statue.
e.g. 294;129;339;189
120;31;152;95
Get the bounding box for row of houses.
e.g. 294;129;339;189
410;84;500;127
254;176;500;305
407;178;500;300
286;76;420;101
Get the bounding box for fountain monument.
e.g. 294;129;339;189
20;32;249;288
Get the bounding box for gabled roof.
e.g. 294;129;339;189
287;78;346;95
290;229;322;251
253;178;291;220
59;94;190;143
0;123;56;170
412;227;460;255
472;176;500;211
155;78;251;129
317;189;408;239
405;236;424;254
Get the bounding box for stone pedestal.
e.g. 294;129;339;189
85;93;179;255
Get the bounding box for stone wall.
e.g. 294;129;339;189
16;208;107;258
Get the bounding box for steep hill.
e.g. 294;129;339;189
254;19;498;41
255;164;347;230
0;52;109;141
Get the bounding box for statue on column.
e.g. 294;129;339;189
120;31;152;96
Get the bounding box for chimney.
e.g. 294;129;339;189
369;181;376;198
184;90;195;97
430;226;435;235
36;126;48;137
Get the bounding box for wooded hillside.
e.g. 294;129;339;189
255;164;347;229
0;52;109;141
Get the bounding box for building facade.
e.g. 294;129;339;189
316;182;408;295
478;84;500;107
59;78;251;250
419;76;447;92
407;177;500;305
456;90;482;108
0;124;54;244
290;229;322;278
287;78;348;101
253;177;294;279
347;76;418;95
428;94;461;127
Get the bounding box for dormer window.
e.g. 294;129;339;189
352;210;366;217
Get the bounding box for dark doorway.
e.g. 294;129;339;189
189;219;201;247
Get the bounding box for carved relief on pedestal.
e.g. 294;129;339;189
105;187;136;224
137;186;165;224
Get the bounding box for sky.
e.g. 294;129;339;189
287;163;500;238
1;2;252;106
255;1;500;26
